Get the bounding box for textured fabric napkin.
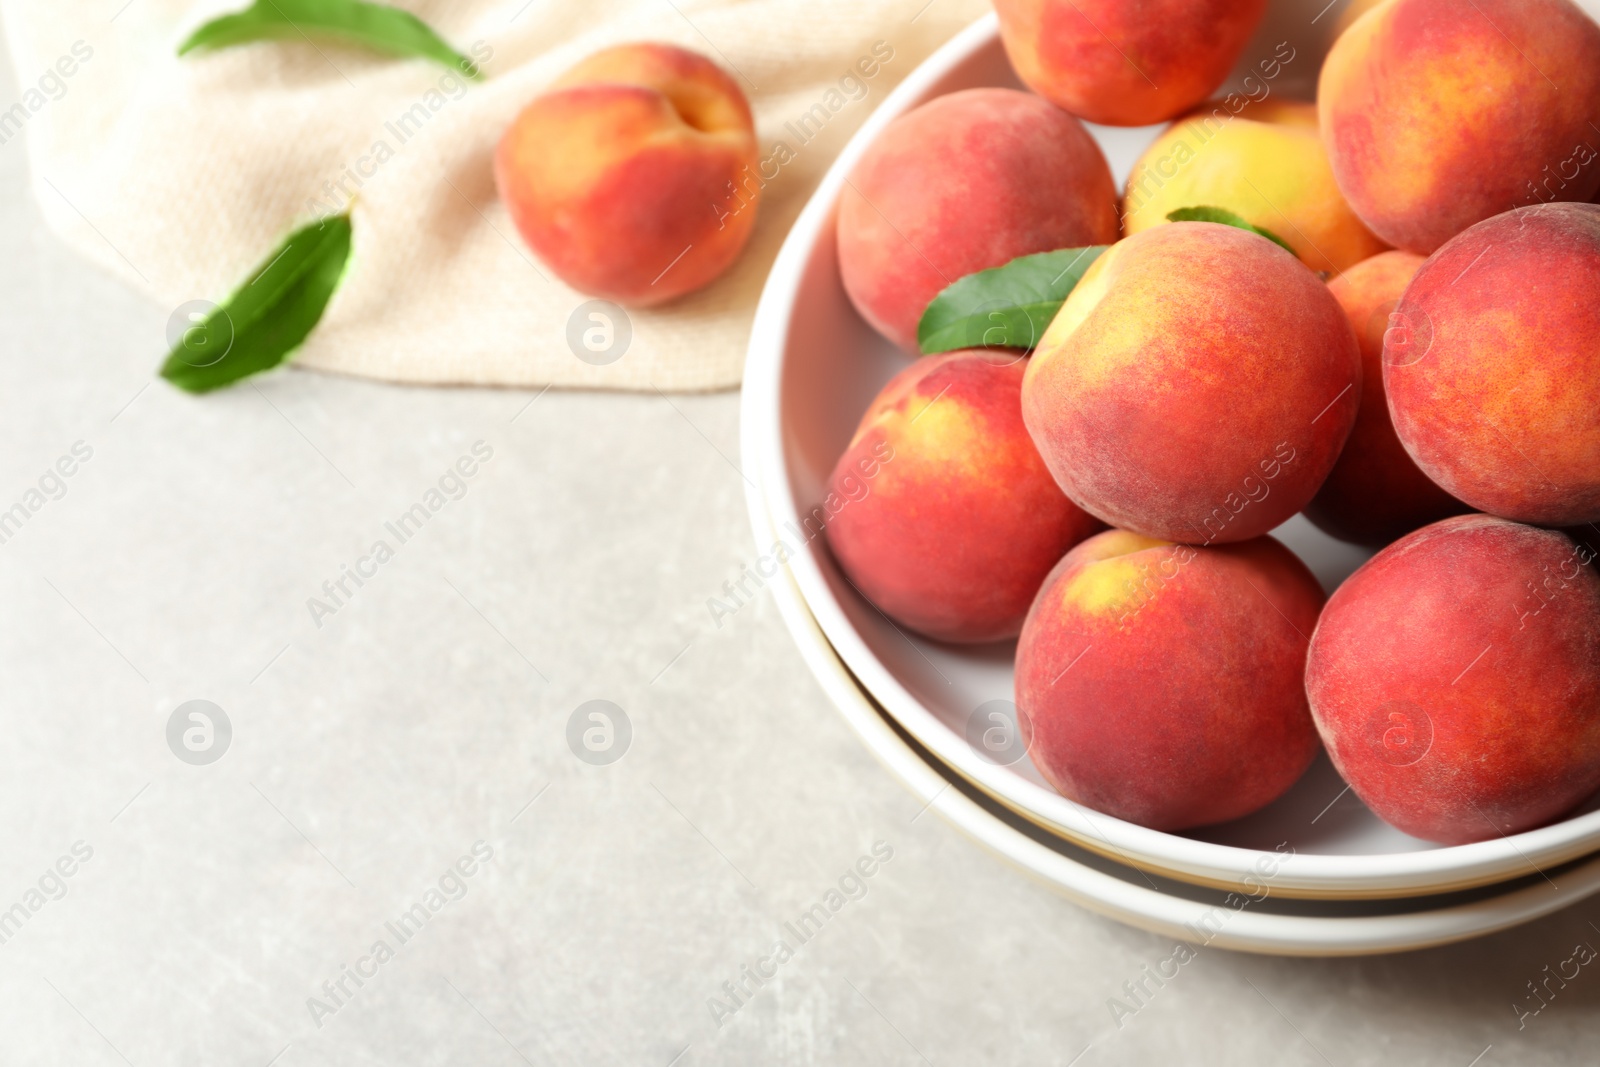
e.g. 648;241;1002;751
0;0;988;391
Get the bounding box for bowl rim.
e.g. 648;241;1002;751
740;10;1600;898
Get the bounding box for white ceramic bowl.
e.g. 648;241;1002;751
741;10;1600;900
742;433;1600;953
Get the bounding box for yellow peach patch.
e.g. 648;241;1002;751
870;395;986;488
1122;100;1387;275
1061;558;1143;617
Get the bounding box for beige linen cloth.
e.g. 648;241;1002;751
0;0;987;390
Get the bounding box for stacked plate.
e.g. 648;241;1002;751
739;12;1600;955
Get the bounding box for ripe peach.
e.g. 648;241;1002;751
1304;251;1467;545
1319;0;1600;253
1385;203;1600;526
836;88;1118;353
1334;0;1387;35
993;0;1268;126
1021;222;1361;544
1122;100;1388;276
823;350;1102;644
494;43;759;306
1306;515;1600;844
1015;530;1324;830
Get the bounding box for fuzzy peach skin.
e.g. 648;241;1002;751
494;43;759;307
1304;252;1467;545
836;88;1118;353
823;351;1102;643
1319;0;1600;254
1015;530;1324;830
1122;100;1388;275
1021;223;1361;544
1385;203;1600;526
994;0;1267;126
1306;516;1600;844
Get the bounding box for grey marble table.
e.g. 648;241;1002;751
1;21;1596;1067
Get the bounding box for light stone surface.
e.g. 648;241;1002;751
2;15;1600;1067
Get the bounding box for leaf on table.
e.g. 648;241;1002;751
1165;206;1296;255
917;246;1109;355
178;0;483;79
160;213;353;394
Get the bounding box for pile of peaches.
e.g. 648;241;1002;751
824;0;1600;846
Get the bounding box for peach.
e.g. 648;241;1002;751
1015;530;1324;830
836;88;1118;353
1122;100;1388;275
1319;0;1600;253
1334;0;1387;35
1303;251;1467;545
1385;203;1600;526
1021;222;1361;544
1306;516;1600;844
993;0;1268;126
823;350;1102;644
494;43;759;306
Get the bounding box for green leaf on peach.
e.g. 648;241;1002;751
916;245;1109;356
1165;206;1295;255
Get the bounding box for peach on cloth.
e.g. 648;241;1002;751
495;43;760;307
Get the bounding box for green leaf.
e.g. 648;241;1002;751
1165;206;1295;255
917;246;1109;355
161;214;353;394
178;0;483;79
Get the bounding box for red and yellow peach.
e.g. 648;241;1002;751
1319;0;1600;253
1122;100;1389;276
1385;203;1600;526
994;0;1268;126
1303;251;1467;545
836;88;1119;353
1306;515;1600;844
495;43;760;306
824;350;1102;644
1021;222;1361;543
1016;530;1325;830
